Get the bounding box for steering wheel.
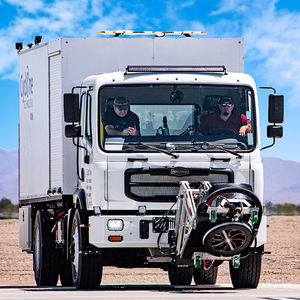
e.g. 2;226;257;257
206;128;237;135
207;127;249;149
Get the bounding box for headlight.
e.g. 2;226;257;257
107;219;124;231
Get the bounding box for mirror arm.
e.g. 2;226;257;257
261;137;276;151
72;136;90;181
72;137;89;158
74;137;84;181
72;86;88;93
259;86;276;94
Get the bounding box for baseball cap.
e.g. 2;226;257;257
113;97;129;109
219;96;233;105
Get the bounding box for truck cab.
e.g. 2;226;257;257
63;65;282;288
75;67;260;215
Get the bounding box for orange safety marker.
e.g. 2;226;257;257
108;235;123;242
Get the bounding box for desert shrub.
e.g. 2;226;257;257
0;198;18;218
282;202;297;216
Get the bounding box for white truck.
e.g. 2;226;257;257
18;32;284;289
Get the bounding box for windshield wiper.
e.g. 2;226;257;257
193;141;243;158
125;142;179;159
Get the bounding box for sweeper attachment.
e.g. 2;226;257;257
167;181;263;288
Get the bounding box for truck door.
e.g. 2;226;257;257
78;87;94;208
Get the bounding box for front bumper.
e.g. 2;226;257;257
89;215;171;248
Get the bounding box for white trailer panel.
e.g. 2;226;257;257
19;37;244;202
154;38;244;72
49;52;63;190
19;44;49;200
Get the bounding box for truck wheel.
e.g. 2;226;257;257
168;266;193;285
229;249;262;288
194;265;218;285
60;259;74;286
70;209;103;289
33;210;60;286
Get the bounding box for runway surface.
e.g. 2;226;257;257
0;284;299;300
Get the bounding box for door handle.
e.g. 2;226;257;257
128;157;148;162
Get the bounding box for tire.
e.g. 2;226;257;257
194;265;218;285
33;210;60;286
229;250;262;288
70;209;103;289
60;259;74;286
168;266;193;285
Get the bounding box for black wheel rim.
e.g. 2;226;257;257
203;223;252;256
210;228;247;252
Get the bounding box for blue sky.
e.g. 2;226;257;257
0;0;300;162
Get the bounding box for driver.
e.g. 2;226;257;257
104;97;140;137
196;96;248;136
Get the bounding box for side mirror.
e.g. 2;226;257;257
268;95;284;123
64;93;80;123
267;125;283;138
65;124;81;138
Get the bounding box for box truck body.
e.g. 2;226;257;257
19;37;244;202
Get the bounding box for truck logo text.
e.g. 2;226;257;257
20;66;33;109
170;168;190;177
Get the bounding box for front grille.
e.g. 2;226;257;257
125;168;233;202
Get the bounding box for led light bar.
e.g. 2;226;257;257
98;30;207;37
126;65;227;73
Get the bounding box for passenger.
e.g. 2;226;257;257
104;97;140;136
196;96;248;136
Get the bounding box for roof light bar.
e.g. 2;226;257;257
126;66;227;74
98;30;207;37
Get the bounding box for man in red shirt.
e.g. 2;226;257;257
196;96;248;136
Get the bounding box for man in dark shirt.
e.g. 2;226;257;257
103;97;140;136
197;96;248;136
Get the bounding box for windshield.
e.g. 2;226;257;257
98;84;256;154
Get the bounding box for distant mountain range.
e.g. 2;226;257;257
0;148;18;204
0;148;299;205
262;157;300;204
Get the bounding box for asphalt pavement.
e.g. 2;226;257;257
0;284;299;300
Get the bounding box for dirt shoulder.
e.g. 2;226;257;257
0;216;299;285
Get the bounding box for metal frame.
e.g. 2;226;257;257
174;181;211;258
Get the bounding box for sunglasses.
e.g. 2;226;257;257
220;103;233;107
115;106;129;110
